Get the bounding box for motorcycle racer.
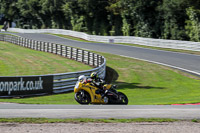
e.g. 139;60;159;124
74;74;128;104
88;72;105;95
90;72;105;88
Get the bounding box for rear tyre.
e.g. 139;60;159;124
75;91;91;105
118;92;128;105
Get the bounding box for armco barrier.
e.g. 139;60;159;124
0;34;106;97
8;28;200;51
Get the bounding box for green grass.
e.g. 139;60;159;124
119;43;200;55
0;35;200;105
103;52;200;105
0;118;178;123
49;33;200;55
0;50;199;105
0;93;77;104
0;25;3;29
47;33;101;43
0;41;91;76
0;33;19;37
191;119;200;123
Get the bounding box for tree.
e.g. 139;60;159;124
41;0;67;29
17;0;44;28
0;0;19;26
110;0;162;37
63;0;110;35
159;0;190;40
2;0;200;42
185;7;200;41
106;0;123;35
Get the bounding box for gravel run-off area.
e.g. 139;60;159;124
1;122;200;133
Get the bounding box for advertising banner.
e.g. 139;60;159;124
0;76;53;97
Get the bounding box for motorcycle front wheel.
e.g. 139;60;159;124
74;91;91;105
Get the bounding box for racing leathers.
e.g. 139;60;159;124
87;77;105;95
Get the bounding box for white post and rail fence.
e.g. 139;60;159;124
0;34;106;98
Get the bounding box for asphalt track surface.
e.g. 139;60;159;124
13;33;200;76
0;103;200;119
2;33;200;119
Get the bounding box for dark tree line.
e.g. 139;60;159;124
1;0;200;41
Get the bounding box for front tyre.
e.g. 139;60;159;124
118;92;128;105
75;91;91;105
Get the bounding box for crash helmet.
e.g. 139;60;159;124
78;75;86;83
90;72;98;79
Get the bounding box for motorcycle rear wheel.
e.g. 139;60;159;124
74;91;91;105
118;92;128;105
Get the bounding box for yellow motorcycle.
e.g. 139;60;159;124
74;75;128;105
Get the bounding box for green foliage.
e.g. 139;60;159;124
2;0;200;41
185;7;200;41
121;16;130;36
71;15;87;32
159;0;190;40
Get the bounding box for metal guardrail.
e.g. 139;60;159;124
0;34;106;95
8;28;200;51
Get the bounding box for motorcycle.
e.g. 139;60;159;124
74;75;128;105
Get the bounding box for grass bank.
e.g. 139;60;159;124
0;41;91;76
0;33;18;36
0;34;200;105
48;33;93;43
0;50;199;105
103;52;200;105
